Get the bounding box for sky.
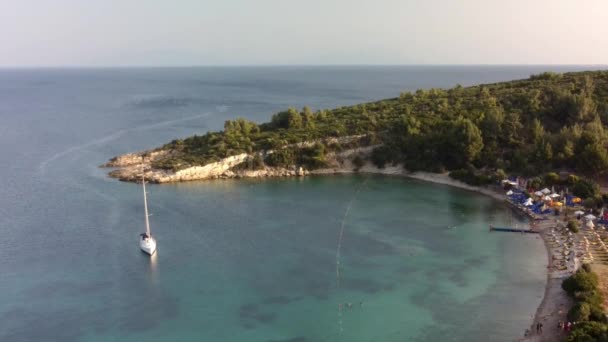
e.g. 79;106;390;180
0;0;607;67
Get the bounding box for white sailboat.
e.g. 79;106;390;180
139;170;157;255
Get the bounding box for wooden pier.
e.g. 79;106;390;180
489;225;539;234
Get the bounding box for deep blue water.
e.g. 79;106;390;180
0;65;601;341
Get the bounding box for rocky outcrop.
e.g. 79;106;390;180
107;152;250;183
104;150;312;183
102;140;379;184
102;149;172;168
224;166;308;179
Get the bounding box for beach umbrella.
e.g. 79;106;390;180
524;198;533;206
543;196;552;201
506;190;513;195
585;214;597;220
550;193;560;198
575;210;585;216
541;188;551;194
534;191;543;197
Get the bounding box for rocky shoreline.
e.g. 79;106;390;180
102;150;309;183
101;146;382;183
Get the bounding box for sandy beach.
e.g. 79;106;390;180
520;221;572;342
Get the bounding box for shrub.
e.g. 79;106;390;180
251;154;264;169
562;269;599;297
584;197;598;209
371;146;398;169
574;290;604;308
574;179;600;199
297;143;328;169
494;169;507;182
568;174;580;185
352;154;365;170
568;302;592;322
449;169;476;184
568;220;580;233
528;177;543;190
567;322;608;342
590;305;608;323
265;148;296;168
544;172;560;185
237;154;265;170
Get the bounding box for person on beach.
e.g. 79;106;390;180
539;322;543;334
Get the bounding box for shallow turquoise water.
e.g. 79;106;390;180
0;66;568;341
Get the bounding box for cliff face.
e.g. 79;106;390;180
103;150;310;183
102;143;378;184
102;150;171;168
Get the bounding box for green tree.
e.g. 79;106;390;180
287;108;303;129
480;107;504;142
531;119;546;145
302;107;316;129
442;118;484;169
579;143;608;175
562;268;599;297
568;302;592;322
573;179;600;199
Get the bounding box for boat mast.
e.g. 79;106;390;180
142;164;151;237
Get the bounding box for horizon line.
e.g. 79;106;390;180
1;63;607;70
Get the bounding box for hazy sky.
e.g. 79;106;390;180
1;0;607;66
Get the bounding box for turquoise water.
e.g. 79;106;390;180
0;66;586;341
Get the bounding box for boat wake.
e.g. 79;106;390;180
38;112;213;175
335;177;368;334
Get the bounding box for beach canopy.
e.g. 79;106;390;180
534;191;544;197
502;180;518;186
543;196;552;201
541;188;551;194
506;190;513;195
550;193;560;198
575;210;585;215
585;214;597;220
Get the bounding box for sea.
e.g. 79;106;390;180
0;65;600;341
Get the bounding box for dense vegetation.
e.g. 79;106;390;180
151;71;608;177
563;265;608;341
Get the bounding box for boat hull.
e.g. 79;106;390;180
140;237;157;255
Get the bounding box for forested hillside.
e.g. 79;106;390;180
152;70;608;177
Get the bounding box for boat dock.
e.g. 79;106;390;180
489;225;539;234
